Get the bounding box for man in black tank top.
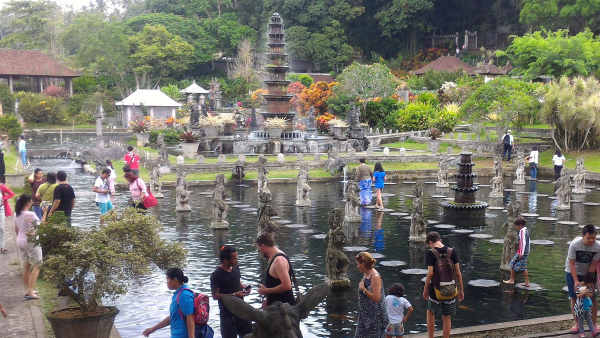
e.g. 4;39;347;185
256;233;296;306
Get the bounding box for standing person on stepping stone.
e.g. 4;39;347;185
501;130;514;161
565;225;600;335
503;217;530;287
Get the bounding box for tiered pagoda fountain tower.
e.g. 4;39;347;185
441;152;487;226
262;13;295;124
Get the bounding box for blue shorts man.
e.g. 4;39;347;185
93;168;113;215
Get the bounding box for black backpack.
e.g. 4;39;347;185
503;134;511;145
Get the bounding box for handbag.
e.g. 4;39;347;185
136;179;157;208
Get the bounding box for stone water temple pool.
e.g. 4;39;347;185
33;158;600;337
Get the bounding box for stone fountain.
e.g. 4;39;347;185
441;152;487;226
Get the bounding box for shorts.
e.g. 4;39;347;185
427;297;456;317
510;254;528;272
566;272;597;299
96;201;113;215
385;322;404;336
18;243;43;266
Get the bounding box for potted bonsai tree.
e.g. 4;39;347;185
180;130;200;159
38;210;186;338
264;117;287;139
198;116;223;138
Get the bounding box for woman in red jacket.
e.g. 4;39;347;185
0;176;15;254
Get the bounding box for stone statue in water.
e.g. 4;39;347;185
150;165;164;198
409;184;427;242
344;175;361;223
573;158;586;194
490;156;504;198
501;200;520;272
326;209;350;289
513;152;526;185
175;169;191;212
257;155;269;195
295;165;311;207
220;284;330;338
157;133;169;167
436;153;449;188
556;170;571;210
257;191;278;236
210;174;229;229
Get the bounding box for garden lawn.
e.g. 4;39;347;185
25;122;96;129
5;147;19;175
381;140;461;153
539;150;600;173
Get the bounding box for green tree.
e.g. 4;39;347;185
374;0;434;38
520;0;600;33
502;29;600;79
128;24;195;89
0;0;62;52
201;13;256;57
0;85;16;114
336;62;398;111
161;84;183;101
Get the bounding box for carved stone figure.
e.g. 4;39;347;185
257;191;278;236
573;158;586;194
295;166;311;207
325;152;344;176
150;165;164;198
489;174;504;198
344;177;361;223
556;170;571;210
409;184;427;242
210;174;229;229
232;160;245;184
436;154;449;188
257;155;269;195
513;152;526;185
277;153;285;164
326;209;350;288
157;134;169;166
220;284;330;338
500;200;520;271
176;169;191;212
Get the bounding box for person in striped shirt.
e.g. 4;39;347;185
503;217;530;287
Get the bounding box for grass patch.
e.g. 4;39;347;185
382;140;461;153
5;147;19;175
540;150;600;173
483;122;551;129
37;278;61;338
26;122;96;130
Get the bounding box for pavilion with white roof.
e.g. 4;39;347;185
116;89;182;127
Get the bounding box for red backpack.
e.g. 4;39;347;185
176;288;210;325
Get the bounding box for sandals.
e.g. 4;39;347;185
569;326;580;334
0;248;7;254
24;295;40;300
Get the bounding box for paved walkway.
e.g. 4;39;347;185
0;216;46;338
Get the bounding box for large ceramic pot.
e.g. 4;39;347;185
181;142;200;158
267;128;283;139
135;133;149;147
332;126;348;139
47;306;119;338
203;127;219;138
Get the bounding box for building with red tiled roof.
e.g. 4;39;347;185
0;49;80;96
412;56;474;75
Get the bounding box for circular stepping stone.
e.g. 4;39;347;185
538;216;558;222
370;253;385;259
443;198;454;201
343;246;369;252
225;201;239;205
505;189;516;192
516;191;532;194
427;220;440;225
558;221;578;226
584;202;600;206
521;213;539;217
311;234;327;239
516;282;544;291
538;179;551;183
380;260;407;267
271;216;281;219
299;229;316;234
548;196;557;200
404;194;416;198
452;229;474;234
485;213;498;218
431;195;447;198
243;207;258;212
403;181;417;184
537;194;549;197
381;208;395;212
285;223;308;228
487;206;505;210
390;212;409;217
469;233;493;239
562;286;569;292
424;181;437;184
531;240;554;246
277;220;292;224
199;191;213;195
402;216;412;220
385;182;398;185
468;279;500;288
381;193;396;197
233;204;251;208
478;184;490;188
572;200;583;203
401;268;428;275
489;239;504;244
435;224;456;229
365;205;377;209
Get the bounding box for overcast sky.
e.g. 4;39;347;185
0;0;91;11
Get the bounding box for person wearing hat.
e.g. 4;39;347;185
501;130;514;161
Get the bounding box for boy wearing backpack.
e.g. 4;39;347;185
502;130;514;161
423;232;464;338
